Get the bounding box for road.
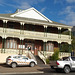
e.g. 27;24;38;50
0;64;75;75
1;72;75;75
0;70;75;75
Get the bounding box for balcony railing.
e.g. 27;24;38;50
0;27;70;41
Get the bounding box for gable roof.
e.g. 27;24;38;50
0;8;72;28
11;7;52;22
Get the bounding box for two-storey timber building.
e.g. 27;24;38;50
0;7;72;58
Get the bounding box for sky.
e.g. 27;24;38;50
0;0;75;26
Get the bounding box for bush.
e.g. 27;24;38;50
51;49;59;61
46;58;50;64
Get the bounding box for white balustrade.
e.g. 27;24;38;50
47;33;58;39
61;35;70;39
28;51;36;61
38;51;46;64
0;27;70;40
6;28;20;35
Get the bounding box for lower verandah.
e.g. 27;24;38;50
0;37;58;55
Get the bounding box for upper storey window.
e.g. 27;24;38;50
9;25;14;29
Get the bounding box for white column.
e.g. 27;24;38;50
58;41;61;51
3;20;8;33
58;27;61;38
68;28;71;39
43;39;47;56
20;22;25;34
44;25;47;37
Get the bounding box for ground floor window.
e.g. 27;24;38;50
6;39;17;49
46;43;54;52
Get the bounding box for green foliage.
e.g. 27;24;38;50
46;58;50;64
51;49;59;61
72;36;75;51
62;31;69;35
60;43;70;52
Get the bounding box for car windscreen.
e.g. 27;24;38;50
71;57;75;61
7;56;11;58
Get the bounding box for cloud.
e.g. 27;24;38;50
59;6;75;26
13;0;45;9
59;6;73;15
66;0;75;3
0;0;45;9
54;0;75;26
17;2;31;9
54;0;75;4
54;0;65;4
40;7;46;13
5;10;12;13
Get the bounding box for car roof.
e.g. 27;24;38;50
10;55;26;57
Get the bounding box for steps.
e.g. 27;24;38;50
35;55;49;67
35;56;44;64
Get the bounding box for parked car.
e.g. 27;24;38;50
50;56;75;73
6;55;37;68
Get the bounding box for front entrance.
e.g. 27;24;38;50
24;40;43;56
34;47;38;55
25;43;39;56
25;43;34;51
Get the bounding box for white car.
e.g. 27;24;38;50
50;57;75;73
6;55;37;68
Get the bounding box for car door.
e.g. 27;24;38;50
17;56;23;65
71;57;75;68
22;56;30;65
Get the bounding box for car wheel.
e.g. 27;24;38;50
11;63;17;68
30;62;35;67
64;66;70;73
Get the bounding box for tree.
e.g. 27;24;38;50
71;35;75;55
62;30;75;54
61;43;69;52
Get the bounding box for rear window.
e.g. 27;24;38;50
13;56;21;59
8;56;11;58
71;57;75;61
63;57;68;60
13;56;18;59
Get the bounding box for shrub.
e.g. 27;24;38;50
46;58;50;64
51;49;59;61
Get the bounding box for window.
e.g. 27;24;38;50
9;25;14;29
6;39;17;49
13;42;16;48
7;41;10;48
46;45;49;51
13;56;18;59
10;41;13;48
71;57;75;61
46;43;54;51
18;56;21;59
7;56;11;58
22;56;28;60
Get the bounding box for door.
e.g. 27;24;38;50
71;57;75;68
34;46;38;55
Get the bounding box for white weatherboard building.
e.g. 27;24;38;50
0;7;72;63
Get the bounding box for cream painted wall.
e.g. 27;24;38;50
15;10;47;21
0;53;26;63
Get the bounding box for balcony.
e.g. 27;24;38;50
0;27;71;42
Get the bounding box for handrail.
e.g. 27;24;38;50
38;51;46;64
28;51;36;61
